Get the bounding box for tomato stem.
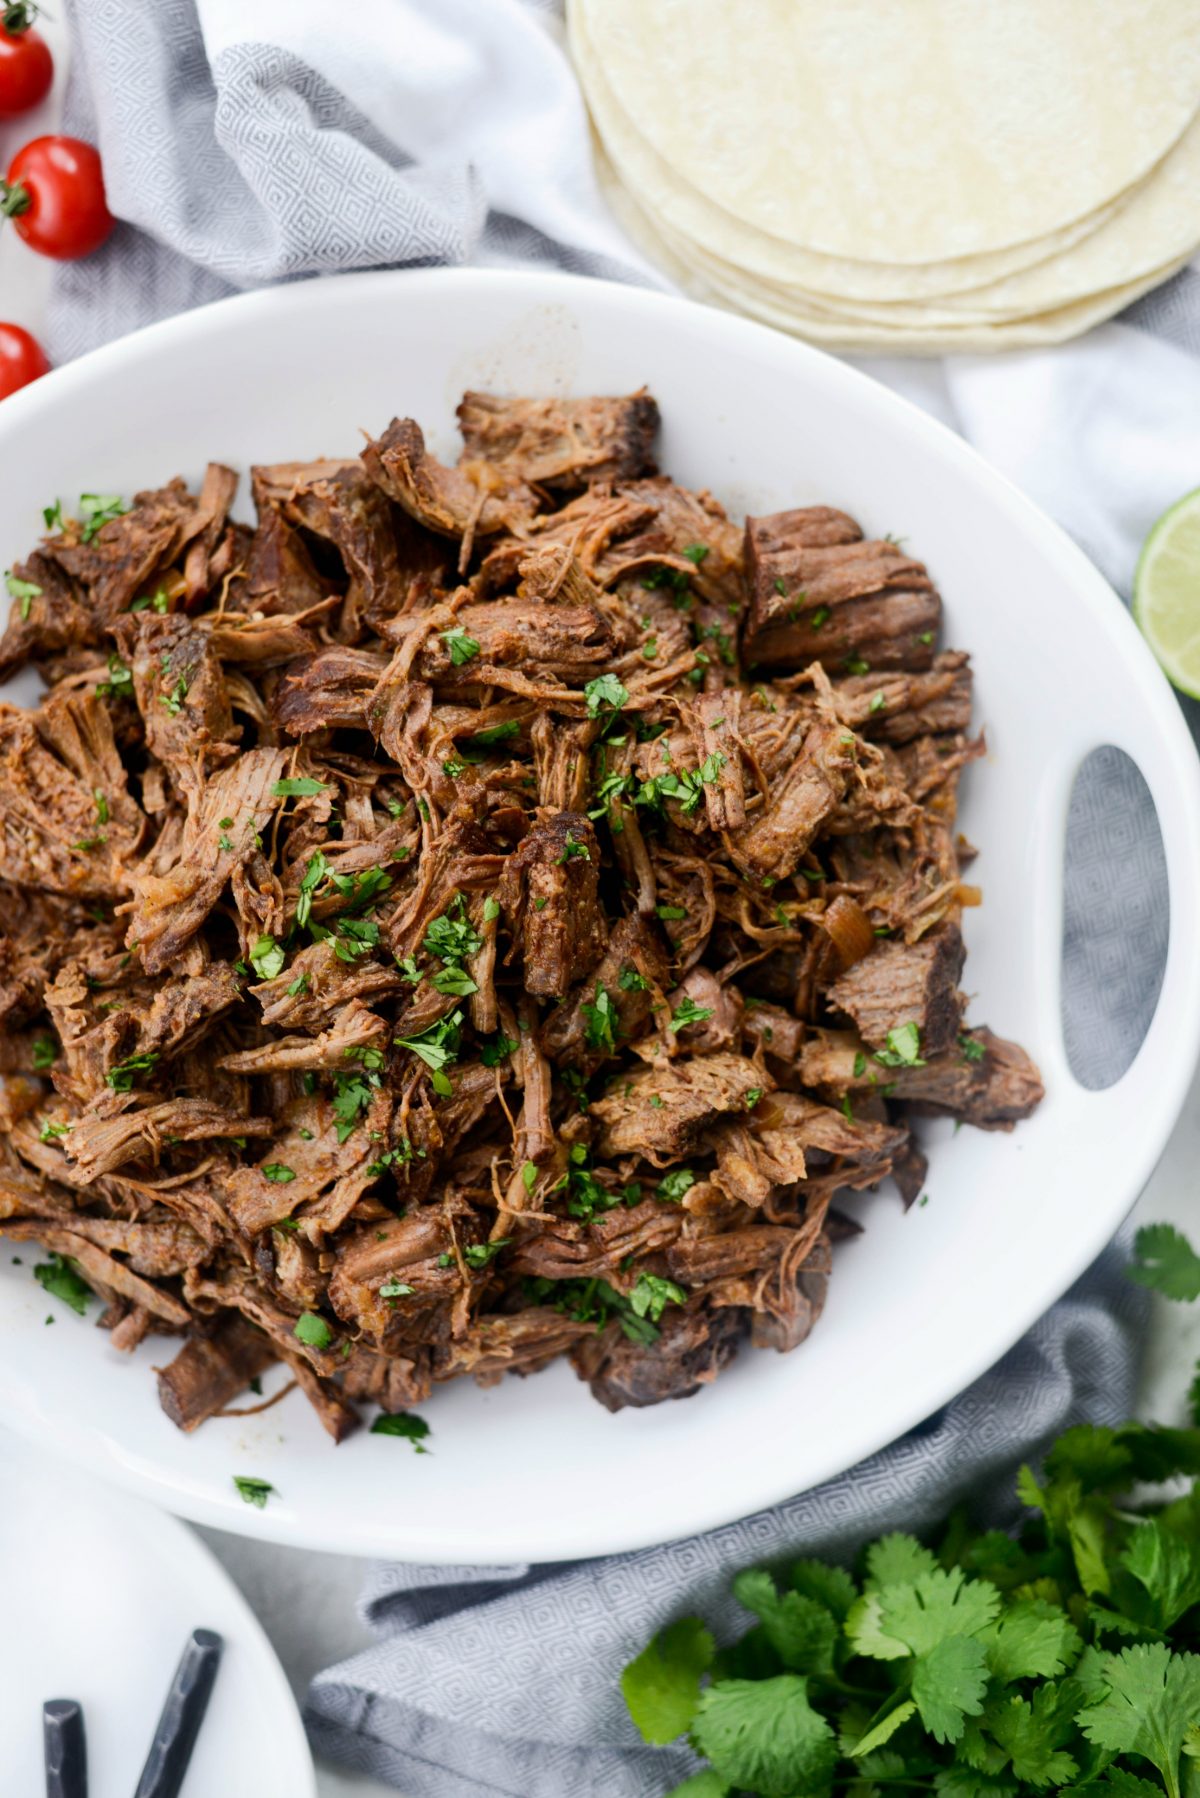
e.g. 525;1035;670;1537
0;181;31;219
1;1;39;33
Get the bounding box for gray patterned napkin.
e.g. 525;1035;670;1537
52;2;1195;1792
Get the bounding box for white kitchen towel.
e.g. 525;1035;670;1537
51;3;1194;1792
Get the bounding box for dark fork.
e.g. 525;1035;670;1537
133;1628;223;1798
43;1698;86;1798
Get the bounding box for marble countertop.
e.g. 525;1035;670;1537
4;32;1198;1796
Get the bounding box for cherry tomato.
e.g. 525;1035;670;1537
0;322;49;398
2;136;114;260
0;7;53;117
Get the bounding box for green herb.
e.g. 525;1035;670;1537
874;1020;925;1069
34;1253;91;1315
807;605;830;630
853;1050;867;1077
5;570;40;619
618;965;650;993
658;1168;695;1203
441;626;481;666
629;1272;686;1324
479;1032;518;1068
467;719;521;750
1130;1223;1200;1303
683;543;710;565
379;1280;415;1298
272;776;329;798
160;672;189;715
423;897;483;968
642;637;658;660
249;934;285;981
431;965;478;997
918;630;935;645
669;996;714;1035
294;849;329;929
43;499;63;531
533;896;547;911
584;674;629;718
556;832;590;864
105;1050;159;1092
31;1035;56;1071
294;1311;331;1349
623;1360;1200;1798
233;1475;275;1509
262;1163;296;1183
581;984;619;1054
371;1411;431;1452
958;1032;986;1064
744;1087;764;1109
482;895;500;923
287;973;309;996
130;586;171;614
463;1239;512;1269
869;691;886;714
79;493;130;542
442;755;467;780
96;653;133;700
845;654;871;676
395;1009;463;1076
39;1118;70;1142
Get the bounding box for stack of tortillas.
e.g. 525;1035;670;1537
568;0;1200;352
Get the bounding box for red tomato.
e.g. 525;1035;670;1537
0;10;53;117
2;135;114;259
0;321;49;398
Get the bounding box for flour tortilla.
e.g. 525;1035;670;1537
578;0;1200;264
595;145;1193;354
575;1;1200;320
569;0;1148;304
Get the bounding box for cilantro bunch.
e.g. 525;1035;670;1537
623;1225;1200;1798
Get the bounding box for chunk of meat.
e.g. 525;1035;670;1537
571;1303;744;1412
126;747;288;973
156;1318;277;1432
456;389;659;490
362;417;535;549
824;923;965;1058
242;509;333;616
591;1051;765;1165
726;721;857;882
112;611;237;780
183;462;239;606
834;652;972;743
45;481;199;623
0;698;143;898
497;812;608;1000
893;1027;1045;1130
541;914;668;1059
743;506;941;671
405;601;616;687
273;646;390;735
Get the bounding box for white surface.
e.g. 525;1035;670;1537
0;1433;316;1798
1;267;1199;1568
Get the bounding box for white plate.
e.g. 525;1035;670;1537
0;1433;315;1797
0;268;1198;1563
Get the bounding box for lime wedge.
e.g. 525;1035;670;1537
1133;486;1200;697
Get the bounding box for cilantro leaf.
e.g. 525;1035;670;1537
233;1475;275;1509
789;1559;859;1622
34;1253;92;1315
584;673;628;717
581;984;619;1053
622;1616;715;1745
272;776;329;798
669;995;714;1034
691;1675;838;1798
1130;1224;1200;1302
371;1411;431;1452
865;1533;942;1590
988;1680;1082;1787
294;1311;332;1350
911;1635;989;1744
983;1599;1082;1682
441;626;480;666
874;1021;926;1068
249;933;286;980
732;1569;838;1675
1120;1520;1200;1633
1077;1645;1200;1798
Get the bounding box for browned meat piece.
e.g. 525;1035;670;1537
727;721;857;882
0;386;1040;1436
743;506;941;671
824;923;965;1058
273;646;390;735
0;698;143;898
156;1317;277;1432
126;746;288;973
498;812;608;999
243;509;334;616
456;389;659;490
405;601;616;687
591;1051;765;1165
362;417;535;550
45;481;199;623
183;462;239;606
572;1304;744;1412
0;550;98;679
834;652;972;743
112;612;237;781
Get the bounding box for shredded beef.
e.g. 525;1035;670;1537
0;387;1040;1434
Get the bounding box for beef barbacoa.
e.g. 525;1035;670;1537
0;388;1042;1437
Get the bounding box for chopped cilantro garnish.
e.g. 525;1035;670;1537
262;1163;296;1183
294;1311;331;1349
669;996;714;1034
249;934;285;981
272;776;329;798
31;1035;56;1071
441;626;480;666
463;1239;512;1269
34;1252;91;1315
371;1411;431;1451
479;1032;518;1068
658;1168;695;1203
584;674;629;717
874;1021;925;1069
582;984;619;1054
618;965;650;992
79;493;130;542
395;1009;463;1076
233;1476;275;1509
105;1050;159;1092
